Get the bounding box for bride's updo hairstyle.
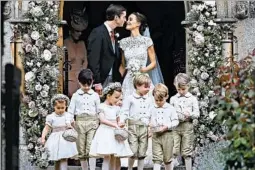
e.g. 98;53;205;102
131;12;148;34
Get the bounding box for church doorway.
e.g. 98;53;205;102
63;1;186;98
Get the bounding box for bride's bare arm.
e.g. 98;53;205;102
140;45;156;73
119;50;126;77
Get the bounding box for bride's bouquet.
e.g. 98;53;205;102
126;59;141;77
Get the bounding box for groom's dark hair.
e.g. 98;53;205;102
106;4;126;21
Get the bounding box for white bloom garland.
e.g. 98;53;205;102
14;1;61;168
186;1;226;156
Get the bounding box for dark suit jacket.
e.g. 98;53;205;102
87;24;122;84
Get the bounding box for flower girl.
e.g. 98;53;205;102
89;82;133;170
41;94;78;170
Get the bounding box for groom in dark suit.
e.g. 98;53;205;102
87;4;126;93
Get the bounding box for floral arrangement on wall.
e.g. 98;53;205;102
13;1;61;168
185;1;226;155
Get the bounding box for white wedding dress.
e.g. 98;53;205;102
119;35;154;99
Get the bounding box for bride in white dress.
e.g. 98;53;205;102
119;12;164;168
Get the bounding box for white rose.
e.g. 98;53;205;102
209;111;217;120
47;1;53;5
212;11;217;16
190;79;198;87
191;5;197;10
45;17;49;22
30;6;44;17
197;25;204;32
205;53;209;57
40;91;48;98
25;72;35;82
192;23;197;29
210;62;215;67
200;66;206;71
44;24;52;32
28;2;35;8
194;33;205;46
201;72;210;80
192;87;201;96
208;20;216;26
205;12;210;17
25;44;32;53
205;1;215;7
35;39;43;47
43;84;50;91
36;62;41;67
31;31;40;40
198;4;205;11
208;90;215;97
35;84;42;91
50;45;58;53
193;68;201;76
194;51;198;56
32;68;37;72
42;50;52;61
32;46;39;56
28;101;36;109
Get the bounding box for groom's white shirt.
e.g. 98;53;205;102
104;22;114;76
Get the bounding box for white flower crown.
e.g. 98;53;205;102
51;94;70;108
103;82;121;96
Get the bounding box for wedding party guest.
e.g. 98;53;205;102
89;82;133;170
119;12;157;99
119;73;153;170
64;8;88;97
41;94;78;170
150;84;179;170
68;69;100;170
170;73;200;170
87;4;126;94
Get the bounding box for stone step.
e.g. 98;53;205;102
32;166;186;170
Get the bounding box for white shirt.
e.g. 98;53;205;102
119;92;153;125
68;89;100;116
170;92;200;121
104;22;115;75
150;103;179;130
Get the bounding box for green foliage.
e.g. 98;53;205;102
214;55;255;169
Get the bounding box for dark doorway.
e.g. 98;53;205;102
63;1;186;98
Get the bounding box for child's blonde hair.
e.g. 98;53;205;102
152;83;168;100
174;73;190;88
133;73;151;89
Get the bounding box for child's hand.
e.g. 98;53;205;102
114;123;120;129
118;122;125;128
41;138;46;145
159;125;168;133
183;111;190;119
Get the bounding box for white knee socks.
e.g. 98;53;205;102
153;163;161;170
89;158;96;170
128;158;135;170
185;157;192;170
80;160;88;170
59;160;68;170
137;159;144;170
165;163;173;170
102;156;110;170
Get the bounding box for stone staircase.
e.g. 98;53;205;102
32;166;186;170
